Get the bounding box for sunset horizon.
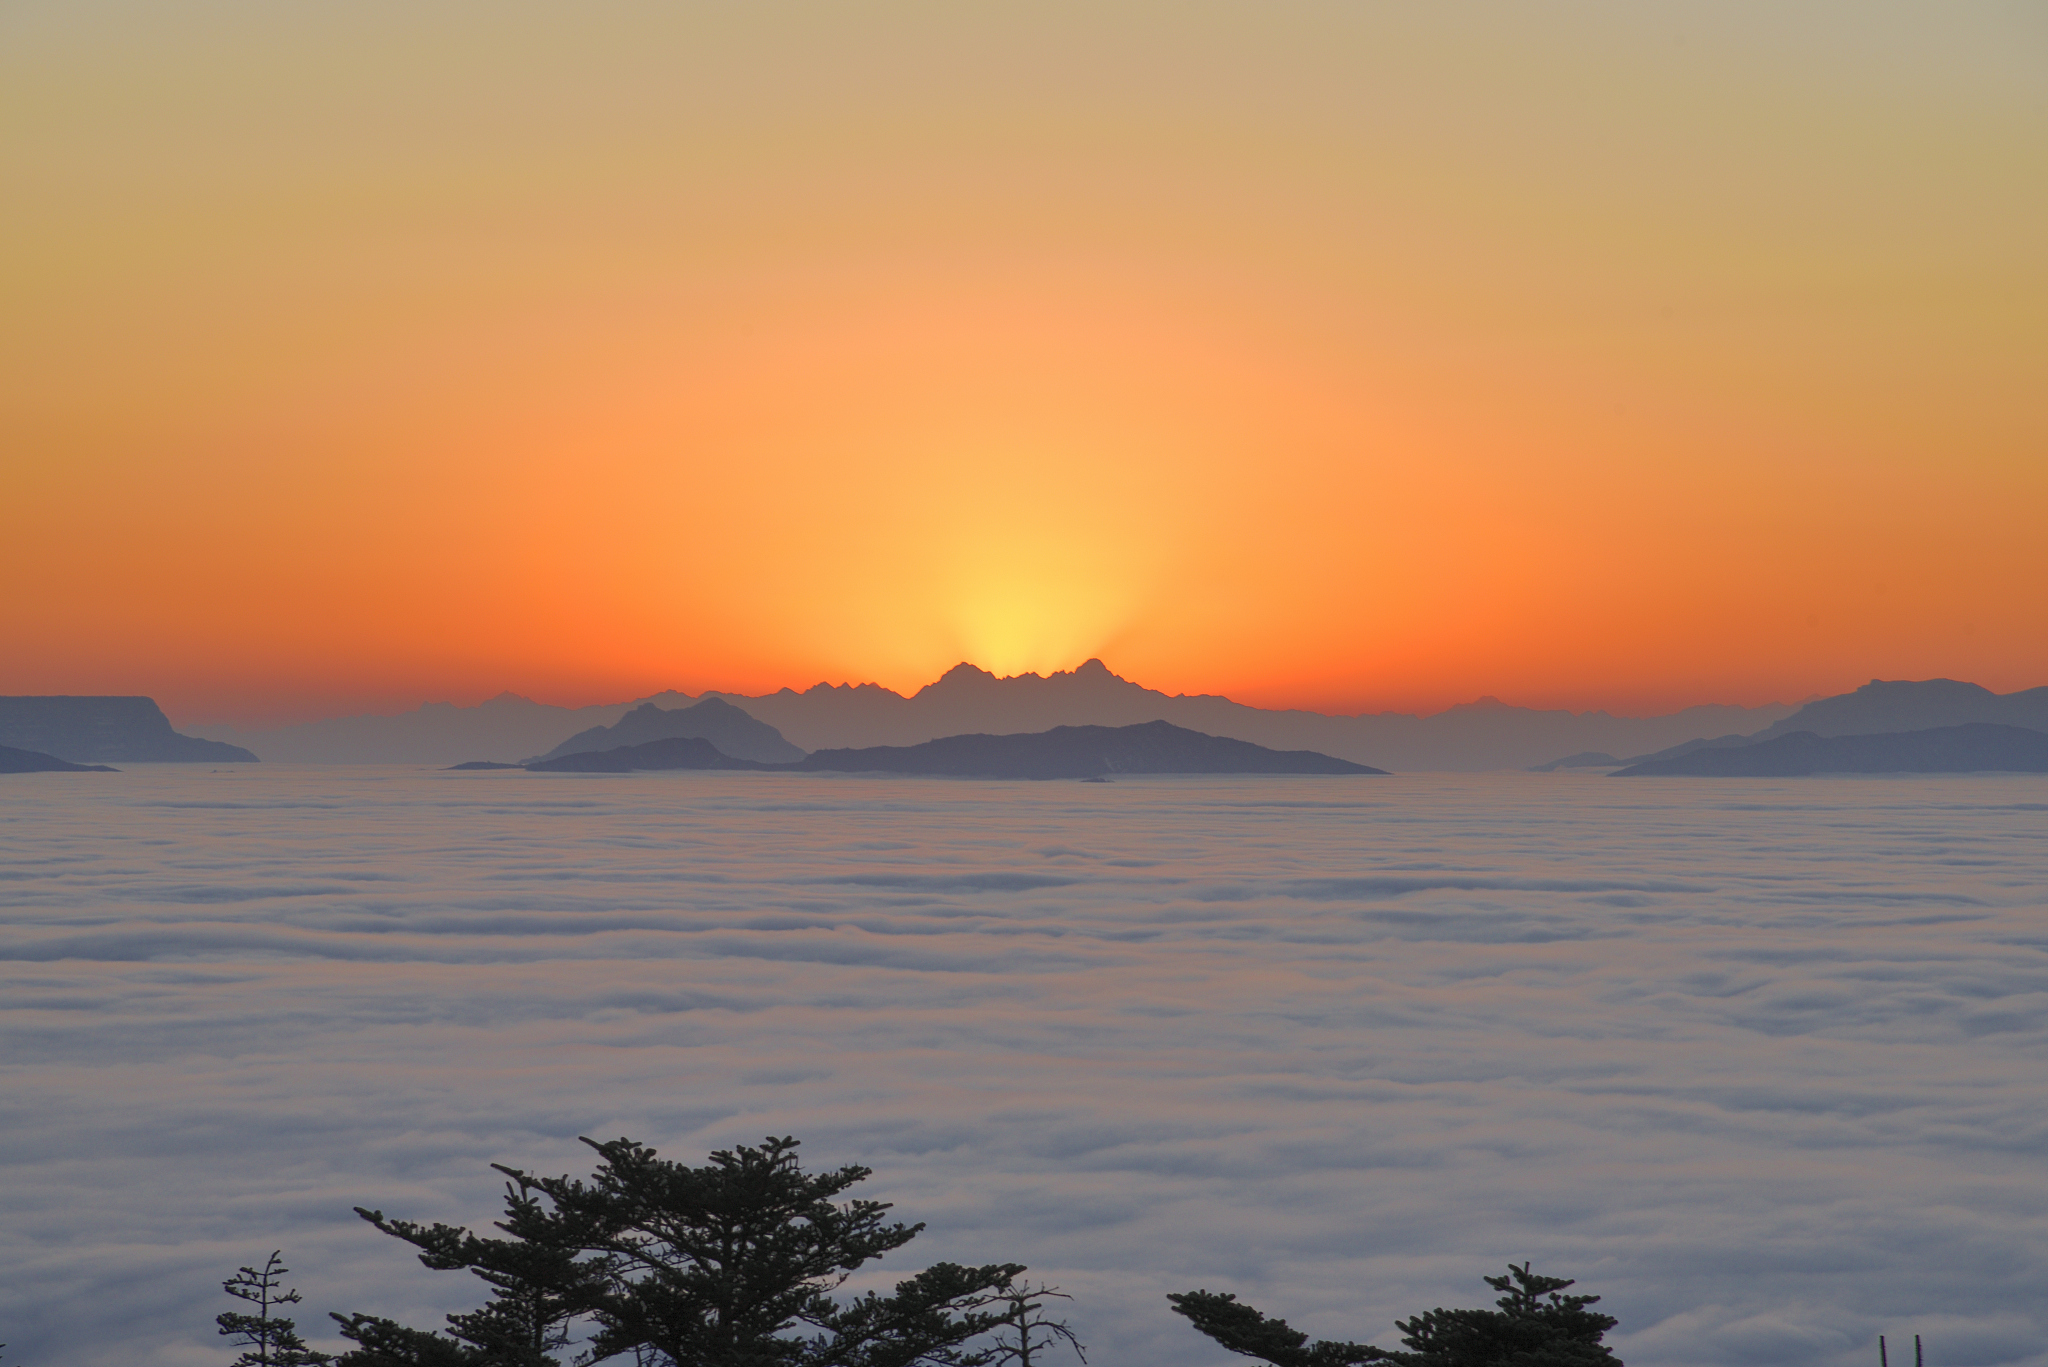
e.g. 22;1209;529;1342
9;5;2043;732
6;5;2045;1366
17;651;2041;733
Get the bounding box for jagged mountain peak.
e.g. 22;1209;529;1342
914;658;1139;700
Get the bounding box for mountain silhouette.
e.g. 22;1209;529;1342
1611;723;2048;776
1525;751;1623;772
1606;678;2048;770
510;721;1379;779
175;662;1801;770
0;743;119;773
529;696;803;765
0;697;255;763
182;690;691;765
794;721;1384;779
1748;679;2048;739
524;736;773;773
706;660;1792;772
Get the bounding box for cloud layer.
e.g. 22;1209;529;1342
2;769;2044;1366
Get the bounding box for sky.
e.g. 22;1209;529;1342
5;2;2046;724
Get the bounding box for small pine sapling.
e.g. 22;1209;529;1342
220;1252;331;1366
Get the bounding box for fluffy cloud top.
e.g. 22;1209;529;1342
2;769;2043;1366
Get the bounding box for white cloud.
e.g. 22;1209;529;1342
1;769;2044;1366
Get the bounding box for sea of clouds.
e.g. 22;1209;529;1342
2;768;2044;1367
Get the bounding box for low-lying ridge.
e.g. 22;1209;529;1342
1;743;119;773
796;720;1385;778
0;696;256;763
527;696;806;765
1611;723;2048;776
467;720;1385;778
524;736;774;773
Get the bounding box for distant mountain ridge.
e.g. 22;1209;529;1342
525;736;771;773
796;721;1385;779
1750;679;2048;739
0;743;119;773
0;697;255;763
703;661;1793;772
529;697;805;765
1613;723;2048;776
503;721;1383;780
1607;679;2048;770
186;662;1797;771
187;690;692;766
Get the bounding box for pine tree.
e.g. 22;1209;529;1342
339;1135;1025;1367
219;1252;332;1366
1387;1263;1619;1365
1166;1290;1386;1367
506;1135;1024;1367
982;1284;1085;1367
332;1167;605;1366
1169;1262;1621;1367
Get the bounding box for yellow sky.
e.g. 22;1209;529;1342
5;2;2045;721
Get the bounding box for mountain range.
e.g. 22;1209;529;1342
185;660;1796;771
524;736;770;773
510;721;1384;780
1607;679;2048;769
0;697;255;764
528;697;806;765
699;661;1795;771
183;691;681;765
797;721;1383;779
1613;723;2048;776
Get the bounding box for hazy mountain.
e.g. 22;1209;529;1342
1526;751;1623;772
796;721;1385;779
530;697;804;765
0;743;119;773
180;661;1799;770
1748;678;2048;740
525;736;772;773
1613;723;2048;776
0;697;255;763
513;721;1381;779
1590;732;1758;768
1608;678;2048;769
186;690;694;765
711;660;1795;772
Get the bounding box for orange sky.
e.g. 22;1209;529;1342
5;3;2045;724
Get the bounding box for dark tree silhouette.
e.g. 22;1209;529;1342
338;1135;1025;1367
1167;1290;1384;1367
983;1284;1085;1367
332;1167;606;1366
1170;1263;1620;1367
220;1252;332;1366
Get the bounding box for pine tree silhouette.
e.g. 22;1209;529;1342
336;1134;1025;1367
219;1252;331;1366
986;1283;1087;1367
1170;1262;1621;1366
